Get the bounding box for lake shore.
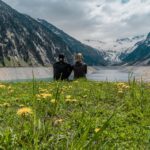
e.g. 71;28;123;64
0;67;53;81
0;66;96;81
0;66;150;82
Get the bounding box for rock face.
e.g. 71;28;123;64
38;19;107;66
0;0;107;67
122;33;150;65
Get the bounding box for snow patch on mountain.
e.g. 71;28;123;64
84;35;146;52
84;35;146;64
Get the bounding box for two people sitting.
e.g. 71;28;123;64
53;53;87;80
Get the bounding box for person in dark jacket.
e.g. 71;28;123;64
53;54;72;80
73;53;87;79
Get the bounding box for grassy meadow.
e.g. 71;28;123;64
0;79;150;149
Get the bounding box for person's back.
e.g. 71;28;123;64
53;54;72;80
73;53;87;79
73;61;87;79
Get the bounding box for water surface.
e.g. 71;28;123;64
0;66;150;82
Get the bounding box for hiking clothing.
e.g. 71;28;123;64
73;61;87;79
53;61;72;80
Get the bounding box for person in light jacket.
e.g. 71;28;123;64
73;53;87;79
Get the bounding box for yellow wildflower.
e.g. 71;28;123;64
124;85;130;90
117;82;130;93
72;99;78;102
19;104;25;107
9;90;14;94
51;99;57;104
61;91;64;94
7;86;12;90
117;83;129;88
37;93;52;99
17;107;33;116
95;128;100;133
3;103;11;107
0;84;6;88
66;95;71;99
118;90;124;94
65;99;72;102
62;86;67;89
39;88;48;93
42;93;52;98
65;98;77;103
53;119;63;126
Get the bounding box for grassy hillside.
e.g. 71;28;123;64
0;79;149;149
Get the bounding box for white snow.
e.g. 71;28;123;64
84;35;146;63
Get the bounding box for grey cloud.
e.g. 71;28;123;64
101;5;115;15
121;0;130;4
2;0;150;41
3;0;99;40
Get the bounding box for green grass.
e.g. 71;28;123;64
0;79;150;149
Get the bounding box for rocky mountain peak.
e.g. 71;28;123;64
0;0;107;66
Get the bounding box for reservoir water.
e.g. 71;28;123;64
0;66;150;82
87;67;135;82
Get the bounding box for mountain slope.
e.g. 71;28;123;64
122;33;150;65
0;0;106;66
0;0;74;66
37;19;106;66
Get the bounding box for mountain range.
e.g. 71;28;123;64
121;33;150;65
84;35;147;64
0;0;106;67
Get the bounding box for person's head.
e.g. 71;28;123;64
75;53;83;62
58;54;65;62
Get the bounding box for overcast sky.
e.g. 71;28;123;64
3;0;150;42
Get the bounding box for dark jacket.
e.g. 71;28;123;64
53;61;72;80
73;62;87;79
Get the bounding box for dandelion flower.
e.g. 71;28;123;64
66;95;71;99
118;90;124;94
37;93;52;99
65;98;77;103
124;85;130;89
19;104;25;107
17;107;33;116
72;99;78;102
0;84;6;88
9;90;14;94
53;119;63;126
51;99;56;104
42;93;52;98
3;103;11;107
7;86;12;90
65;99;72;102
95;128;100;133
39;88;48;92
